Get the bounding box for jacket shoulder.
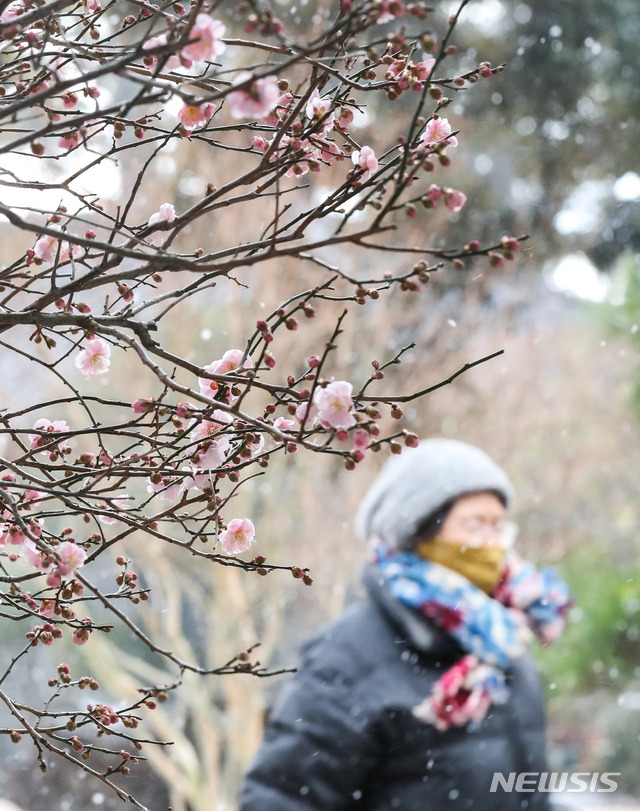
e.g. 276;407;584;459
298;596;450;687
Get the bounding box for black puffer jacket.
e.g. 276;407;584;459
239;566;552;811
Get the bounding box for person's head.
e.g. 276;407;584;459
414;490;514;548
355;439;515;592
412;490;515;593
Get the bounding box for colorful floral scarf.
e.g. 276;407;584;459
374;546;573;731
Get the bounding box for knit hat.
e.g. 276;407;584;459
355;438;514;551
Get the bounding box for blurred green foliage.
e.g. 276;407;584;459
535;546;640;696
600;253;640;414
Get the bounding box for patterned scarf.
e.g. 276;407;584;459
374;546;572;731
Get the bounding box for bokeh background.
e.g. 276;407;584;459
1;0;639;808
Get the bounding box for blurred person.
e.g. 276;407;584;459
238;439;572;810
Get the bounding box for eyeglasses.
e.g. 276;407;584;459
441;519;518;549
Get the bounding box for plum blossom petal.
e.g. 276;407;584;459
422;116;458;148
34;231;83;263
97;495;129;525
219;518;255;555
198;350;253;401
143;35;184;72
148;203;176;227
0;2;23;20
184;468;214;491
29;419;70;453
351;146;378;181
226;72;280;121
178;101;216;133
305;89;335;132
21;539;54;572
444;188;467;214
34;234;59;263
294;401;318;427
375;0;406;23
146;474;186;501
146;203;176;242
56;541;87;577
273;416;295;433
313;381;357;429
0;518;42;547
182;15;226;64
75;337;111;376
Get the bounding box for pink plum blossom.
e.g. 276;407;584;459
219;518;255;555
226;72;280;121
72;625;91;645
29;418;70;453
23;489;45;506
21;539;54;573
39;600;56;618
132;397;155;414
58;130;84;151
148;202;176;228
61;92;78;109
335;106;354;133
56;541;87;578
97;495;129;525
146;473;186;501
184;468;214;491
34;234;59;263
386;57;435;91
83;0;100;12
305;89;335;132
444;188;467;214
351;145;378;180
422;117;458;148
178;101;216;133
0;518;42;547
273;416;295;433
198;349;253;401
0;2;23;20
375;0;405;23
147;203;176;241
34;233;83;264
143;35;184;72
262;91;294;126
75;337;111;376
294;400;318;427
353;428;370;452
191;419;231;469
182;15;226;64
313;381;357;430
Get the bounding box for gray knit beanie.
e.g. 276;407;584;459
355;438;514;551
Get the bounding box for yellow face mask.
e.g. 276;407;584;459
416;538;505;595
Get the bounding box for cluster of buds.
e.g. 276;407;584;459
290;566;313;586
383;54;436;99
238;3;283;35
88;703;120;726
26;622;63;647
